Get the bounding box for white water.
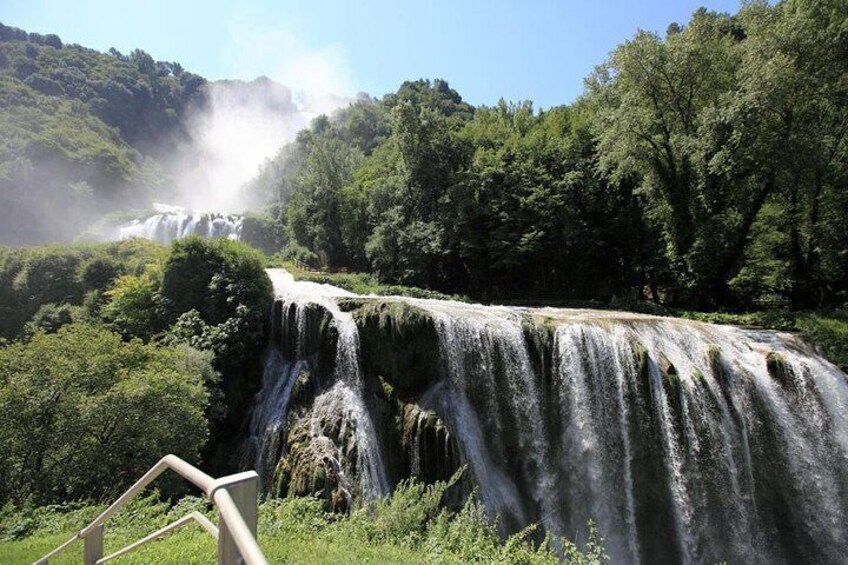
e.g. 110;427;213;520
249;268;848;563
118;203;243;244
250;269;388;499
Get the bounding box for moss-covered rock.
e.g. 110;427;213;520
273;400;358;513
765;351;795;389
399;403;459;483
278;300;338;369
354;300;442;399
336;298;368;312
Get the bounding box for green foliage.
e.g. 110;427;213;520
0;240;164;339
0;324;210;506
0;480;608;564
160;237;272;327
101;264;163;340
265;80;651;301
240;1;848;311
0;22;206;243
285;134;365;268
23;302;83;335
239;210;288;255
588;1;848;308
158;237;273;472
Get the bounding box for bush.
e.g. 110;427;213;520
0;324;210;506
160;237;272;327
0;480;609;564
159;237;273;473
0;241;166;340
240;213;287;255
23;302;81;335
76;255;124;292
102;264;163;340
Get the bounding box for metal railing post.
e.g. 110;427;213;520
215;473;259;565
32;456;267;565
83;524;103;565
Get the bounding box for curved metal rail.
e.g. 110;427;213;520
97;511;218;564
33;454;268;565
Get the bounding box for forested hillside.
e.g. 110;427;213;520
0;22;205;243
2;0;847;311
256;1;848;311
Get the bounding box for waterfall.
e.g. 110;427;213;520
248;269;848;564
249;269;389;501
118;203;243;244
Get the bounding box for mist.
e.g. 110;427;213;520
172;78;351;214
0;14;355;245
169;10;354;215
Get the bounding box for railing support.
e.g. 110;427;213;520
83;525;103;565
214;472;259;565
33;455;268;565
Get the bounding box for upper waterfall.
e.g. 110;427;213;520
118;203;243;244
249;268;848;564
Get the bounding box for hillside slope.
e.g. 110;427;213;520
0;22;204;243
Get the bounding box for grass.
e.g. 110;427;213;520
0;479;607;565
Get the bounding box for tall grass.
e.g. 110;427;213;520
0;477;607;564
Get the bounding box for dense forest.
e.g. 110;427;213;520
0;21;207;243
1;2;848;562
2;0;847;312
257;1;848;311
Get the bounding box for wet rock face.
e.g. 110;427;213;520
247;270;848;564
355;300;442;399
400;402;461;484
275;390;359;513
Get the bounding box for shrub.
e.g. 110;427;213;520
23;302;81;335
160;237;272;327
0;324;210;505
102;264;163;340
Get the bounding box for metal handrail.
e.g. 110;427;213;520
97;511;218;564
33;454;269;565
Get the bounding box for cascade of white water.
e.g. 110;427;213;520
118;203;243;244
250;269;389;499
416;302;561;535
248;269;848;563
554;324;643;563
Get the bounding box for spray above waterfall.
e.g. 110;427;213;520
170;12;355;215
248;268;848;564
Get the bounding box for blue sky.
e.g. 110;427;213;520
3;0;742;108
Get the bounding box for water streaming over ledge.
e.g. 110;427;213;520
248;268;848;564
118;203;243;244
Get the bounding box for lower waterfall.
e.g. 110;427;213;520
247;268;848;564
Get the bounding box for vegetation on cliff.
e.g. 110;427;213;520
0;324;211;506
0;237;273;492
0;22;206;242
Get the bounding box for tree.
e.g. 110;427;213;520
102;264;163;340
741;0;848;307
0;324;210;505
286;133;364;268
158;237;273;473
